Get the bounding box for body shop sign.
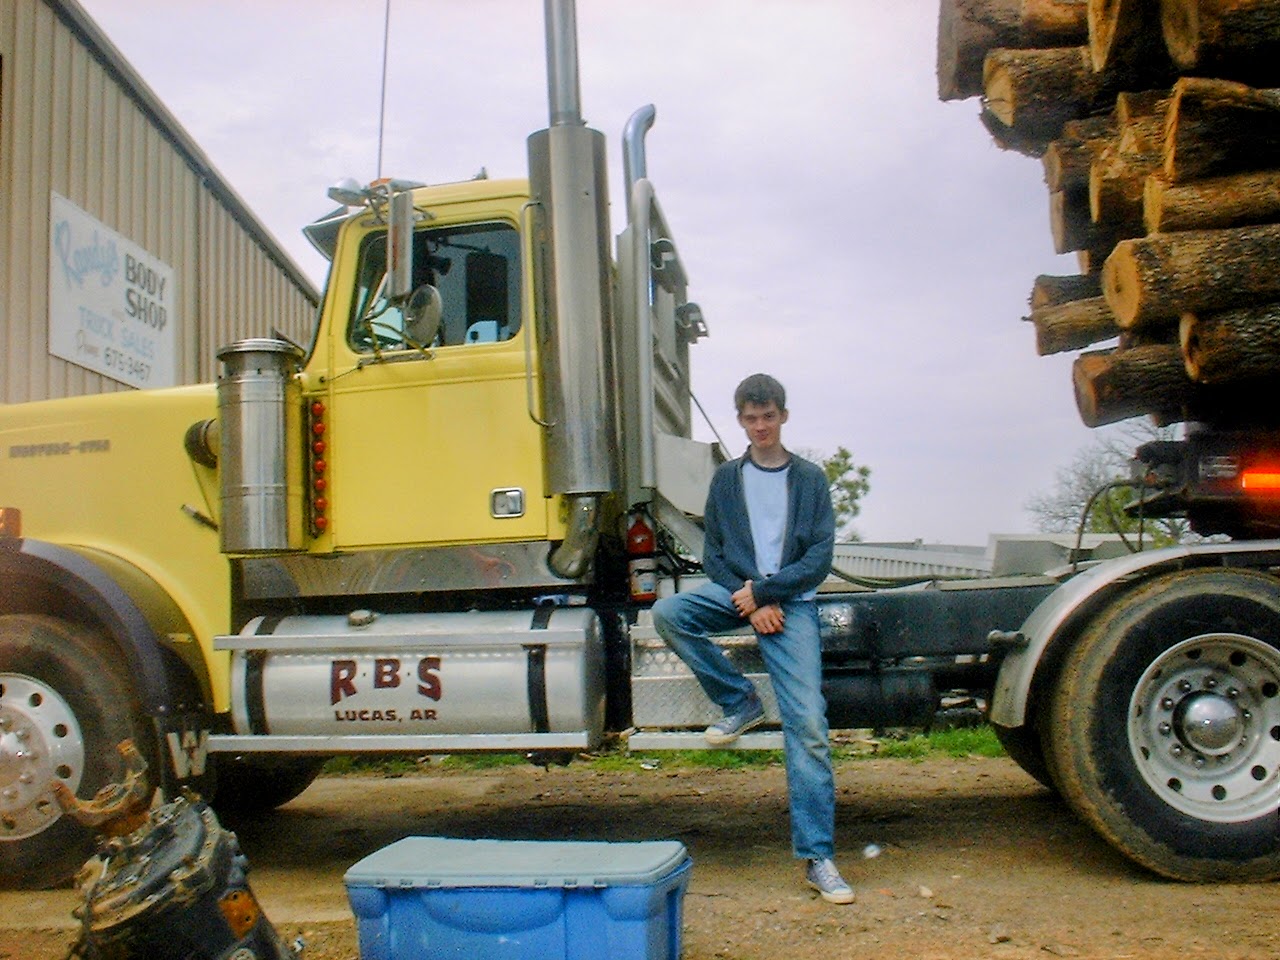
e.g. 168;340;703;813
48;193;177;388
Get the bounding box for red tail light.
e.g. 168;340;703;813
1241;470;1280;493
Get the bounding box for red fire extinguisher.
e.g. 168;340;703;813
626;511;658;602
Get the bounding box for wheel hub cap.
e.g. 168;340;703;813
0;674;85;839
1176;692;1243;756
1129;632;1280;823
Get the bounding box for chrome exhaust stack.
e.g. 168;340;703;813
528;0;616;579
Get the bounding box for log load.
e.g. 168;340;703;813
1145;170;1280;232
938;0;1089;100
1087;0;1174;84
1073;342;1195;426
1163;78;1280;182
938;0;1280;429
1088;93;1168;226
1089;143;1161;229
1042;115;1115;187
1052;187;1128;253
1160;0;1280;83
1102;223;1280;327
1181;302;1280;382
1032;272;1104;306
983;46;1111;142
1115;89;1170;152
1030;295;1121;354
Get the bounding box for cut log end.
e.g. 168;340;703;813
1159;0;1200;70
1073;342;1192;427
1101;239;1146;327
984;70;1017;126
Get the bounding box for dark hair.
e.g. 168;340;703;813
734;373;786;413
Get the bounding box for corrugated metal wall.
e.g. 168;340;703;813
0;0;319;403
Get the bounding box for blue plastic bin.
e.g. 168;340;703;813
344;837;691;960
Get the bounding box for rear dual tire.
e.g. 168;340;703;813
1047;568;1280;881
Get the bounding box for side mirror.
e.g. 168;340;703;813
387;190;415;302
403;284;443;347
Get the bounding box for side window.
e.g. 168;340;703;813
348;221;521;353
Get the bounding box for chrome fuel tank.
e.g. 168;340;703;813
217;607;604;746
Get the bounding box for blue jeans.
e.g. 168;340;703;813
651;581;835;860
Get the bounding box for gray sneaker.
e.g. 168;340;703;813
704;696;764;746
806;858;855;904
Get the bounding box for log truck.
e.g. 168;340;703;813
5;0;1280;888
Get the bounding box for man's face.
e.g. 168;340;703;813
737;400;788;453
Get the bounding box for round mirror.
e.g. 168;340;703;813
403;284;443;347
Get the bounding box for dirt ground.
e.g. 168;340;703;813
2;753;1278;960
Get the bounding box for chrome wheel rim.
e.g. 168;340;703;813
1129;633;1280;823
0;674;85;839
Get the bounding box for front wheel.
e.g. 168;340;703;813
1048;568;1280;881
0;614;156;889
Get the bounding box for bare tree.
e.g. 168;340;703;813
1026;424;1190;545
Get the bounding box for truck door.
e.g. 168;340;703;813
322;215;547;550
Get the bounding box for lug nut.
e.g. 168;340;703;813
1158;722;1172;735
14;728;29;741
1193;755;1207;768
1205;677;1219;689
1172;744;1185;757
1179;680;1193;693
1161;697;1175;711
1228;688;1240;700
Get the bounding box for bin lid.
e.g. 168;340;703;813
344;837;689;889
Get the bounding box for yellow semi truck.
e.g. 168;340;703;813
7;0;1280;889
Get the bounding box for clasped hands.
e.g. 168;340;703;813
732;579;784;635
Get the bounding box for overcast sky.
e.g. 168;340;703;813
78;0;1112;545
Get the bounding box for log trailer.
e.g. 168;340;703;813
5;0;1280;889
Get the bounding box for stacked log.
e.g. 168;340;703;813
939;0;1280;428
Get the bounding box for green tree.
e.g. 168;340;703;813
804;446;871;542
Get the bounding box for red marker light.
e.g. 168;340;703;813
311;401;325;416
0;507;21;538
313;440;326;455
1242;470;1280;493
313;460;326;474
314;516;328;531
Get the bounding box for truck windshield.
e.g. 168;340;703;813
348;221;521;353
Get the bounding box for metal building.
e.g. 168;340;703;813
0;0;319;404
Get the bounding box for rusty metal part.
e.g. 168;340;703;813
52;739;153;837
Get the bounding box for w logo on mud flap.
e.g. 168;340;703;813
165;729;210;779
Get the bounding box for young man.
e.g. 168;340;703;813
651;373;853;904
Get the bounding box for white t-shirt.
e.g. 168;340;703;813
743;459;789;577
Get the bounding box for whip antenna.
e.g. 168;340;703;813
377;0;391;178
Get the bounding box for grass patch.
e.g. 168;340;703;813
322;755;424;777
322;753;529;776
437;754;529;771
320;726;1006;776
871;725;1004;761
